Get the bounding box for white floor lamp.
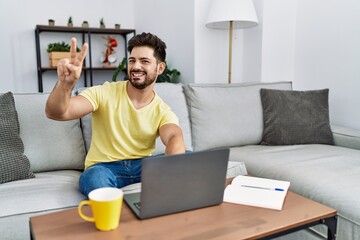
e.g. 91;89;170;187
205;0;259;84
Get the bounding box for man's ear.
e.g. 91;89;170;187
157;62;166;75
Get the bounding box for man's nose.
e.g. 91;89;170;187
132;60;142;69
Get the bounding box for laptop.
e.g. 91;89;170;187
123;148;230;219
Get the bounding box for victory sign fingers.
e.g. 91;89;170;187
70;37;88;66
57;38;88;84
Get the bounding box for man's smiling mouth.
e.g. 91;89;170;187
131;71;146;78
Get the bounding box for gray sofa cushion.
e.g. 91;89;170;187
13;93;86;172
0;92;35;183
153;83;193;154
260;89;334;145
183;82;292;151
0;170;84;218
78;82;193;156
332;124;360;150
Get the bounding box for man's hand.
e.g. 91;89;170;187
46;38;91;121
57;38;88;87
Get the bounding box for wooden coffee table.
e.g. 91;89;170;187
30;191;337;240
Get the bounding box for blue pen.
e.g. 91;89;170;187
240;185;284;191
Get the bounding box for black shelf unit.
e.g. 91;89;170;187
35;25;136;92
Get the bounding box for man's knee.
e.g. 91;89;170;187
79;165;117;196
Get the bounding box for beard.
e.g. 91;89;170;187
128;69;158;90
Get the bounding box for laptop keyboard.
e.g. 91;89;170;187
134;202;141;210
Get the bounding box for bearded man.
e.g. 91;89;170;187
46;32;185;196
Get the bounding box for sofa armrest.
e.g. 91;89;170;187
332;124;360;150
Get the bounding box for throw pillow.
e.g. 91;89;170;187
0;92;35;184
260;88;334;145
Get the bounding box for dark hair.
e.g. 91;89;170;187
127;32;166;63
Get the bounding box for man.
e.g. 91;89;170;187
46;32;186;196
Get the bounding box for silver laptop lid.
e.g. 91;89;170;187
139;148;229;219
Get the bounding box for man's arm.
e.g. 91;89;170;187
45;37;91;120
159;123;186;154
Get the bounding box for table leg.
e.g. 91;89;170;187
323;215;337;240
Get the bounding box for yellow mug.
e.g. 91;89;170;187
78;187;124;231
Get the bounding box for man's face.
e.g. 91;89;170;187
128;46;162;89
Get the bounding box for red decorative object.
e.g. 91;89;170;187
102;36;118;64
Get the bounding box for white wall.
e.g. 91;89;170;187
260;0;297;83
134;0;194;84
196;0;360;129
293;0;360;129
0;0;135;93
1;0;359;130
195;0;229;84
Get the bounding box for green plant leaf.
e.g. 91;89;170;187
157;65;181;83
112;57;127;82
47;41;80;52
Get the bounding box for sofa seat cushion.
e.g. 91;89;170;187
0;170;85;218
229;144;360;239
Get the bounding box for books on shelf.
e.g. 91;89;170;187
224;175;290;210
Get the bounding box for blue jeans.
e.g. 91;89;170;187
79;159;142;197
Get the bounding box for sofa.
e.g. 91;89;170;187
1;81;360;240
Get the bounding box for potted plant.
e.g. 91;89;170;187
100;18;105;28
48;19;55;26
67;16;73;27
156;65;181;83
82;21;89;28
47;41;80;67
115;23;121;29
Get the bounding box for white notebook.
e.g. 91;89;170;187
224;175;290;210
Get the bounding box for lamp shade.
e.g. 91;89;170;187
205;0;258;29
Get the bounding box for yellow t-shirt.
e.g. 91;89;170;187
80;81;179;169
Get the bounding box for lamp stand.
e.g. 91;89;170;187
228;21;233;84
